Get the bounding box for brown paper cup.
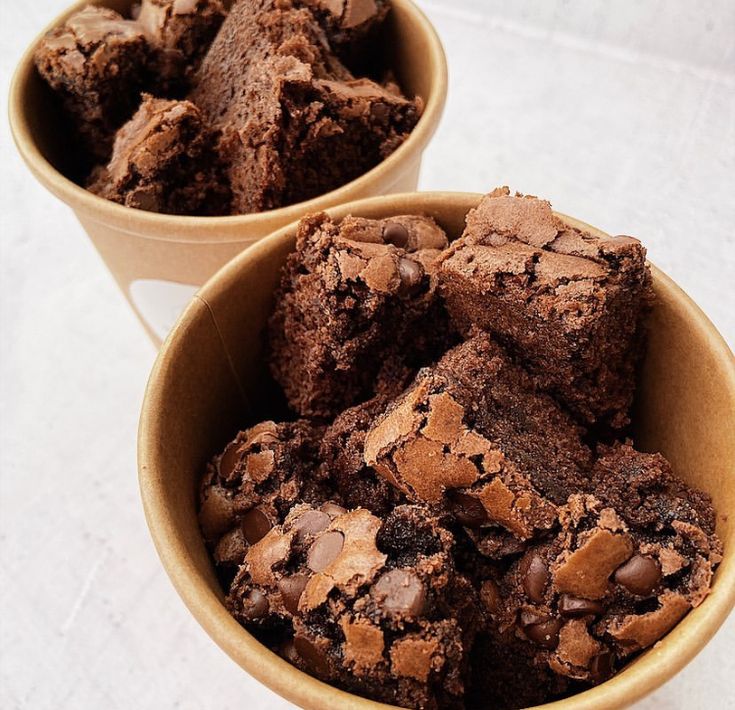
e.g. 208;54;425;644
8;0;447;345
138;192;735;710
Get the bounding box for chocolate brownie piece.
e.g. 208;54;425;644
136;0;227;94
438;187;653;431
269;212;451;418
319;396;406;516
486;487;720;688
228;504;478;708
198;419;329;574
34;6;148;160
363;334;593;553
190;0;421;213
87;95;230;214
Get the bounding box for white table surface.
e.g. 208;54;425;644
1;1;733;708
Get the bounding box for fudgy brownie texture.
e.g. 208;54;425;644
364;334;593;552
228;503;479;708
34;6;149;160
319;395;406;516
190;0;421;213
269;212;452;418
482;483;719;689
438;187;654;432
135;0;226;94
87;95;230;215
198;206;721;709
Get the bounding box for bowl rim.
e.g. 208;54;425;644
138;191;735;710
7;0;448;242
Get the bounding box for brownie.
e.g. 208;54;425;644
34;6;149;160
135;0;227;94
484;485;720;688
198;419;329;574
319;395;406;516
87;95;230;215
438;187;654;431
228;503;479;708
364;334;593;553
269;212;451;418
190;0;421;213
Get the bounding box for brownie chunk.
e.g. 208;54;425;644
136;0;226;94
198;419;328;574
486;485;720;687
228;504;479;708
87;95;230;214
319;396;406;516
269;212;451;418
364;334;593;553
34;6;148;160
190;0;421;213
438;187;653;431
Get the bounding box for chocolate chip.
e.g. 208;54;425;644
294;634;330;676
321;502;347;518
521;553;549;603
241;588;269;619
397;257;423;296
292;510;331;543
384;221;409;248
199;486;236;540
218;441;242;479
614;555;661;596
371;569;426;617
307;531;345;572
447;490;487;528
278;573;310;614
589;649;615;682
480;579;501;614
558;594;604;618
240;507;272;544
522;617;562;649
280;638;299;664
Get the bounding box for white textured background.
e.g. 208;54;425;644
1;1;734;708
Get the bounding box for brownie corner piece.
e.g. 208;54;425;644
268;211;450;418
438;188;653;430
34;6;149;160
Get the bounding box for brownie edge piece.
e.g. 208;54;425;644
34;6;149;161
438;187;653;431
87;95;230;215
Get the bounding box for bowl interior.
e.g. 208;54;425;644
14;0;440;188
139;192;735;710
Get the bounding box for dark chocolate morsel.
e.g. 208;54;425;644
241;507;272;544
614;554;661;596
241;588;269;619
278;573;310;614
292;509;331;543
447;490;488;528
397;257;423;296
307;531;345;572
589;649;615;682
371;569;426;617
384;221;409;248
522;617;562;649
218;441;241;479
558;594;604;618
521;553;549;603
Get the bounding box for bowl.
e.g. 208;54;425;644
138;192;735;709
8;0;447;344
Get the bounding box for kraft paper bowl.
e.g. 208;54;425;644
8;0;447;345
138;192;735;709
